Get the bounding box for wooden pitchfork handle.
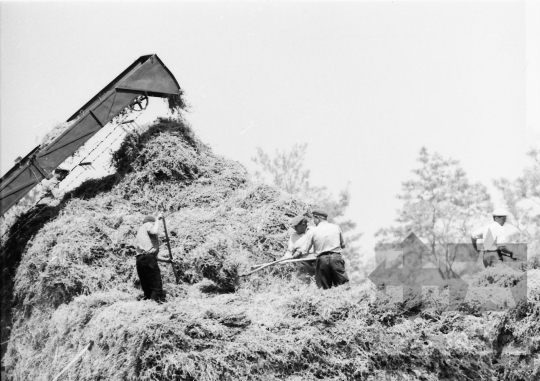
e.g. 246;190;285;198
162;215;181;284
250;256;316;270
239;257;291;277
241;246;343;277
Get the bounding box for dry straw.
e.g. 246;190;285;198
2;117;539;380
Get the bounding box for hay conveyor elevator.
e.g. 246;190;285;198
0;54;182;216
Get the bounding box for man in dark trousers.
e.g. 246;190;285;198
135;213;172;302
292;207;349;289
471;208;514;268
31;167;69;223
36;167;69;207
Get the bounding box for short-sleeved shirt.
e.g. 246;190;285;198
36;178;60;206
285;227;314;258
303;220;345;256
471;221;506;251
136;222;159;255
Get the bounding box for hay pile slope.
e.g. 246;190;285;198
2;117;305;376
2;117;539;380
6;276;540;380
4;117;306;312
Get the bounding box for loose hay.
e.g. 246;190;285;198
2;117;539;380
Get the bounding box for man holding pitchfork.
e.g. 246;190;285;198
135;212;174;302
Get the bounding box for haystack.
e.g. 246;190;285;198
1;117;539;380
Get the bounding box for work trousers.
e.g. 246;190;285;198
483;250;503;268
136;254;165;302
31;204;57;224
315;252;349;289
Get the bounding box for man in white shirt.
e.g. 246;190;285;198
36;168;69;207
30;167;69;223
282;215;315;283
135;213;172;302
471;208;514;268
293;207;348;289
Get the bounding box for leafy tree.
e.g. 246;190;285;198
252;144;366;280
252;144;311;196
376;147;492;270
494;149;540;268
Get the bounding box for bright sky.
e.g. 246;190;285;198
1;1;539;257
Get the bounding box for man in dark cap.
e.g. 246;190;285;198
135;212;172;302
30;167;70;223
282;215;316;283
292;207;349;289
36;167;69;207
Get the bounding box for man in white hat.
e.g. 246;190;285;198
282;214;315;283
471;208;514;267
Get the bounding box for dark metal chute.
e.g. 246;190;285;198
0;54;182;216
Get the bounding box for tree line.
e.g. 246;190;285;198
252;145;540;278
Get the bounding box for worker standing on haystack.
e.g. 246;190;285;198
292;208;349;289
282;215;316;283
35;167;69;207
135;213;172;302
471;208;514;268
30;167;69;223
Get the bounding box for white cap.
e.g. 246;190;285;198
492;208;508;217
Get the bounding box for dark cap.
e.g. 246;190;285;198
289;215;307;227
54;167;69;175
311;207;328;218
143;216;156;224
